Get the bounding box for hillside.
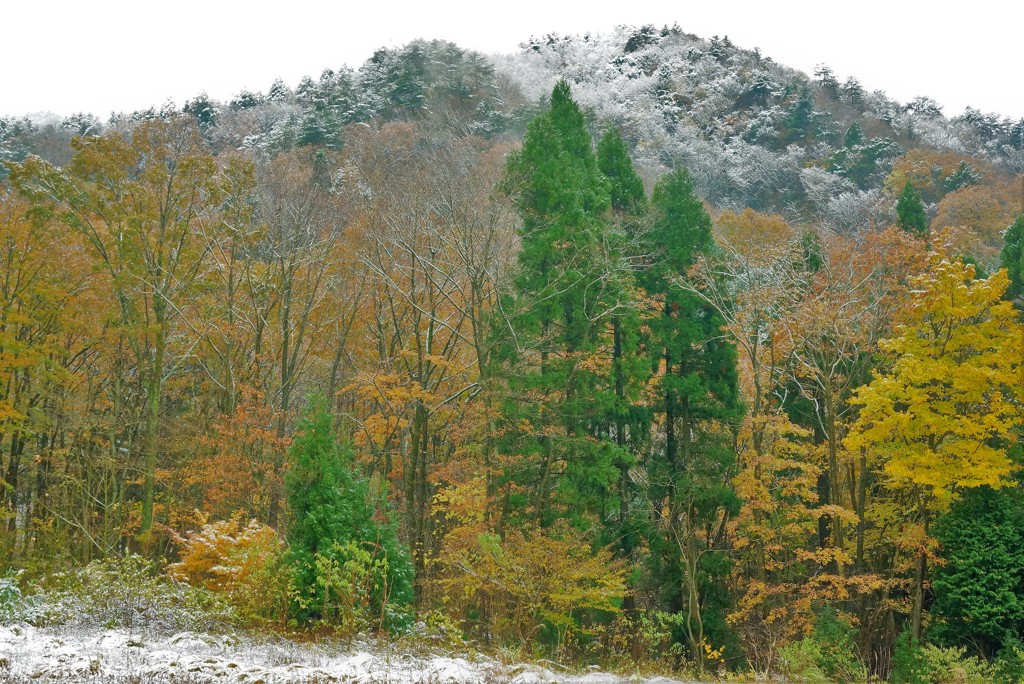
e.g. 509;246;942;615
3;26;1022;256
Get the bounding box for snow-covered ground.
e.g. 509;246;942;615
0;624;694;683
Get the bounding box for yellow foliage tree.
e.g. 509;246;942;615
429;478;626;650
846;254;1024;639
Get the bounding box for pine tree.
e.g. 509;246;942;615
285;397;413;629
896;182;928;237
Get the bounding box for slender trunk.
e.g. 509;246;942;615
269;273;292;528
3;435;19;537
408;400;429;573
613;319;630;549
911;492;929;642
855;447;868;570
139;320;165;547
824;389;845;577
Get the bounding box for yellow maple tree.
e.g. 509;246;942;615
846;252;1024;639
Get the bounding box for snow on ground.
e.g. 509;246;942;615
0;624;695;683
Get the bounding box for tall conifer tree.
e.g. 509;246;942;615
501;82;628;526
597;127;650;561
644;167;742;668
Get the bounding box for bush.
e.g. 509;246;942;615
38;554;232;632
299;540;403;634
169;516;291;627
777;638;833;683
993;643;1024;684
777;608;865;683
891;632;995;684
0;572;45;624
430;519;627;651
588;610;686;671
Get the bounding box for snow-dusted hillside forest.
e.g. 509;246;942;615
3;24;1024;684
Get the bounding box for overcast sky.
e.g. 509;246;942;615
3;0;1020;120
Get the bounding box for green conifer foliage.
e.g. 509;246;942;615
843;121;864;148
896;182;929;237
1000;214;1024;305
597;128;646;215
285;397;413;629
596;125;651;559
643;167;742;666
500;81;622;525
783;84;816;145
931;487;1024;657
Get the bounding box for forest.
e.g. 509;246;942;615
2;24;1024;683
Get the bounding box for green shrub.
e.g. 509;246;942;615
891;632;995;684
777;637;832;683
777;608;865;683
993;642;1024;684
0;571;45;624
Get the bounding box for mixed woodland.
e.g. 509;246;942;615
3;24;1024;682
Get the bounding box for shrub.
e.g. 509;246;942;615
588;610;686;671
0;572;45;625
891;632;995;684
38;554;232;632
169;516;291;627
777;608;865;683
430;518;627;651
993;643;1024;684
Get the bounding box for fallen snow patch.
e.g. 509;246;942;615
0;624;695;683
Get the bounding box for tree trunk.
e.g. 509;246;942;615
139;320;165;548
911;493;929;641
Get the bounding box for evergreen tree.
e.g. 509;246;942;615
942;160;981;193
842;121;864;148
1010;119;1024;150
597;128;645;215
596;125;651;561
285;397;413;628
931;487;1024;657
1001;214;1024;305
182;92;218;130
500;80;622;526
296;68;358;150
814;64;840;99
896;182;928;237
643;167;742;668
783;84;816;145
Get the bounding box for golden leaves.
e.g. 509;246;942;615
847;252;1023;510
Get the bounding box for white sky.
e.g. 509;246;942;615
3;1;1020;121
